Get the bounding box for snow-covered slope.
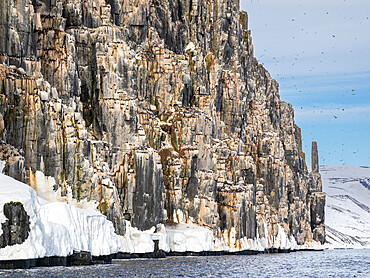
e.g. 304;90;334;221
321;166;370;248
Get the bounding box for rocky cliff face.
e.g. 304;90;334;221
0;202;30;248
0;0;325;249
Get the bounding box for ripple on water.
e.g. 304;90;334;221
0;249;369;278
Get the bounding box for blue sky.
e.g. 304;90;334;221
240;0;370;166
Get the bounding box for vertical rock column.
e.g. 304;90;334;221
309;141;325;244
312;141;319;173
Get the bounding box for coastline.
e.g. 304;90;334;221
0;247;325;270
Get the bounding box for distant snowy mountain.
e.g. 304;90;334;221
321;166;370;248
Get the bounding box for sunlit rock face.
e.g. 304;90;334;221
0;0;324;249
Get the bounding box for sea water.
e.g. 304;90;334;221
1;249;369;277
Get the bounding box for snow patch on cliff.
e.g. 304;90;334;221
28;169;100;213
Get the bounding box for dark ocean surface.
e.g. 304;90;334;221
1;249;369;277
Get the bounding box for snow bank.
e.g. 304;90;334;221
39;202;121;256
0;173;121;260
119;223;169;254
166;223;214;252
0;170;214;258
0;169;214;259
